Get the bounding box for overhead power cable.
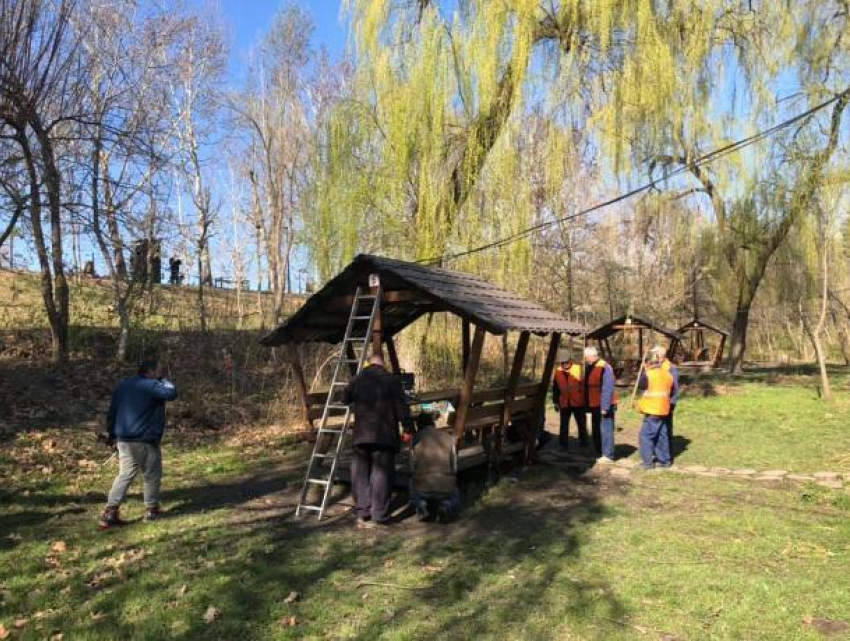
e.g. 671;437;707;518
416;88;850;266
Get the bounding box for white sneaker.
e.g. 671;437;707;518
596;456;615;465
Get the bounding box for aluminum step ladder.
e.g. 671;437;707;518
295;285;382;519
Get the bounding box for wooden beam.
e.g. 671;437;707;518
502;332;529;429
385;335;401;373
499;331;529;466
529;333;560;461
462;320;471;375
453;326;486;443
286;345;312;429
325;290;430;311
371;286;383;360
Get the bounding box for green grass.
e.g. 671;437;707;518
612;366;850;473
1;411;848;640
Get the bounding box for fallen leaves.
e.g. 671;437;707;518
176;584;188;599
50;541;67;554
203;606;221;624
803;616;848;636
279;616;298;627
13;619;28;629
0;624;9;639
283;591;300;604
6;533;21;543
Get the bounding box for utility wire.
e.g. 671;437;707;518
417;88;850;266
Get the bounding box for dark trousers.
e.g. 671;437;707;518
559;407;589;450
640;415;671;467
351;444;395;522
589;408;601;456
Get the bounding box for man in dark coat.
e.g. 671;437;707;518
343;355;413;528
99;359;178;529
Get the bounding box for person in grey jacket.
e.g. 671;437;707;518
99;359;178;530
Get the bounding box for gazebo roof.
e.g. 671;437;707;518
586;314;685;342
677;317;730;337
261;254;588;345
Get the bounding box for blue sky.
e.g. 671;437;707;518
221;0;348;75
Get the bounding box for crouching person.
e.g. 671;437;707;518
410;413;460;523
99;359;178;529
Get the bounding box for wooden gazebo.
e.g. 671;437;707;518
674;318;728;369
586;314;684;382
261;254;588;466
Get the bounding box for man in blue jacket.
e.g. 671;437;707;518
99;359;178;530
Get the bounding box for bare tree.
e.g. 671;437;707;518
230;5;313;324
169;13;226;332
0;0;85;363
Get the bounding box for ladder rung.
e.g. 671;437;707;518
319;428;344;435
312;452;329;458
342;359;360;364
352;315;372;320
299;505;322;511
357;295;377;300
332;381;348;386
327;404;349;411
307;478;329;485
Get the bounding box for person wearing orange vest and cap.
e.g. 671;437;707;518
652;345;680;461
583;346;619;463
636;352;677;469
552;350;590;452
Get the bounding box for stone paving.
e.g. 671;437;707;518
537;448;847;489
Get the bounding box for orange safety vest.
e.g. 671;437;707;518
554;361;584;408
638;366;674;416
586;359;619;408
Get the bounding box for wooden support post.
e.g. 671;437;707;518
345;342;358;376
371;286;383;361
500;331;529;463
385;334;401;374
529;333;560;462
286;345;312;429
462;320;471;375
638;328;643;360
714;335;726;368
453;326;485;443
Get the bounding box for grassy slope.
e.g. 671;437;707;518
2;379;849;640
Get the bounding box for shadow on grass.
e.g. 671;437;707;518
52;464;624;639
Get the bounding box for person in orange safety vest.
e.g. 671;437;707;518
636;352;676;469
552;350;590;452
583;346;619;463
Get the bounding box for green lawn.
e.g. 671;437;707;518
610;367;850;473
2;404;848;640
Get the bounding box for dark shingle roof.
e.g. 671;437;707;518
261;254;587;345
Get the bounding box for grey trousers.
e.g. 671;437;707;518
106;441;162;508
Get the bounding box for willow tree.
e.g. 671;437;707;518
637;1;850;372
311;0;763;283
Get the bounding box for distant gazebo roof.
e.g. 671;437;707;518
587;314;685;342
677;318;729;337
